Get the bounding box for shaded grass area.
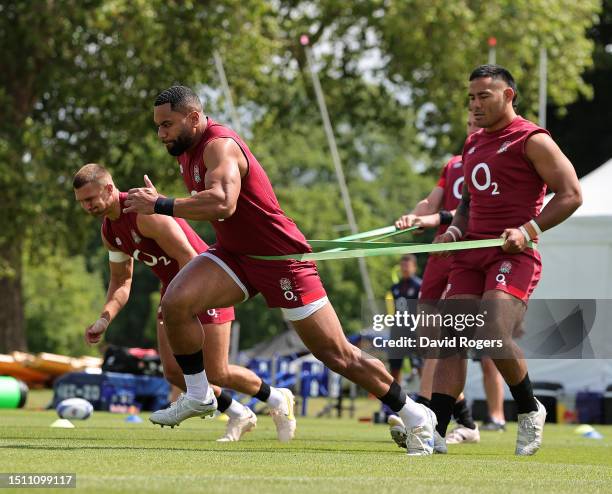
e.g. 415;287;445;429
1;407;611;494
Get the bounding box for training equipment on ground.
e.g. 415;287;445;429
53;371;169;412
0;376;28;409
50;418;75;429
56;398;94;420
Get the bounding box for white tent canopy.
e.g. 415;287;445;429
464;158;612;399
564;157;612;217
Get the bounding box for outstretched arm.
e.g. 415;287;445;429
85;233;133;345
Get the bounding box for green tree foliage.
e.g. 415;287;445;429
24;252;105;356
377;0;600;152
0;0;602;353
0;0;276;352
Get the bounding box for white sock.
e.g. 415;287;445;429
266;387;287;413
183;370;210;401
398;396;428;428
225;400;251;419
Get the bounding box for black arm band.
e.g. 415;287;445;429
154;197;175;216
439;210;453;225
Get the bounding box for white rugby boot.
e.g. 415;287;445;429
269;388;296;442
446;424;481;444
389;413;446;454
149;391;217;427
217;408;258;442
515;398;547;456
405;404;437;456
388;414;408;449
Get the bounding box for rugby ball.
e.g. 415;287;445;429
56;398;94;420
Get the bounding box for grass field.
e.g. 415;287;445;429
1;399;611;494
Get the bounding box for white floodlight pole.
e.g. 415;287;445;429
538;46;548;128
300;35;378;316
213;50;243;134
488;37;497;64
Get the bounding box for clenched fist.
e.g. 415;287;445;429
501;228;528;254
85;318;109;345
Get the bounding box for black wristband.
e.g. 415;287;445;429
154;197;175;216
439;210;453;225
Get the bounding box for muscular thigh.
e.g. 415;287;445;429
163;255;245;314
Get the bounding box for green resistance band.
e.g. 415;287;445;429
369;226;421;241
322;225;420;253
334;224;419;242
308;239;421;250
251;238;525;262
334;225;397;241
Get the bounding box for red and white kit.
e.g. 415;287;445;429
177;119;327;318
102;193;234;324
446;117;548;301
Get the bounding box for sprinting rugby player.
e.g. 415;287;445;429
430;65;582;455
124;85;439;456
74;163;296;442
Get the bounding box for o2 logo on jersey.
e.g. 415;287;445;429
206;309;219;319
452;176;465;200
133;249;172;267
471;162;500;196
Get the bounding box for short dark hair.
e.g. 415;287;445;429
469;64;518;107
154;85;202;114
400;254;417;263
